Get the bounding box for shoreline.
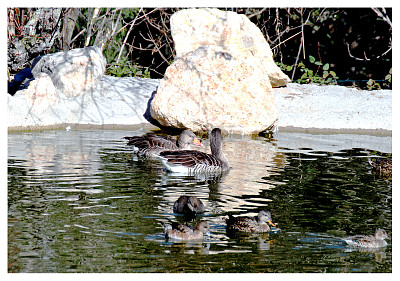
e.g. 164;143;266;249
8;80;392;135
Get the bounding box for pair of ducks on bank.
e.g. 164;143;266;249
124;128;230;174
165;195;276;241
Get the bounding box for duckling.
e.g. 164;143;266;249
225;210;276;233
173;196;205;217
369;158;392;178
342;229;390;248
161;220;211;241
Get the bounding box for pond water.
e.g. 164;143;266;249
8;128;392;273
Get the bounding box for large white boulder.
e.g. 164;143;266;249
31;46;106;97
170;8;290;87
150;45;278;134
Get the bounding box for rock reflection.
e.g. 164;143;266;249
9;130;102;181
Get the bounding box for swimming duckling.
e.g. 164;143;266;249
225;210;276;233
369;158;392;178
342;229;390;248
161;220;211;241
173;196;205;217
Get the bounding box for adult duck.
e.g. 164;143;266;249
369;158;392;178
173;195;205;217
342;229;390;248
225;210;276;233
123;129;202;157
158;128;230;174
161;220;211;241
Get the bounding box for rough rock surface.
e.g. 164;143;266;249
150;45;278;134
31;46;106;97
7;8;62;73
170;8;290;87
8;75;158;129
273;83;392;131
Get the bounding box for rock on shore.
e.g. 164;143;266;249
170;8;290;87
8;46;159;129
31;46;106;97
7;11;392;134
150;8;287;134
150;45;277;134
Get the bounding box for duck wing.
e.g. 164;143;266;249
226;215;261;232
124;135;178;151
159;150;222;168
169;221;194;233
342;234;373;246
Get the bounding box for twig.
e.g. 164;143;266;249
70;27;86;44
116;8;143;63
346;42;392;61
246;8;267;19
85;8;100;46
272;30;302;50
371;7;392;28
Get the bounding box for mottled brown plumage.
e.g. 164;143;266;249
124;129;202;157
225;210;276;233
343;229;389;248
161;220;211;241
369;158;392;178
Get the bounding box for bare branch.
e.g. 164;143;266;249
85;8;100;46
116;8;143;63
246;8;267;19
371;7;392;28
346;42;392;61
272;30;302;50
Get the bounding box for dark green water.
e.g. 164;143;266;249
8;129;392;273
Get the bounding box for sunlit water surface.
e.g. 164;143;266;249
8;129;391;273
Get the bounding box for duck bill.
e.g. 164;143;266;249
192;137;203;147
268;220;276;227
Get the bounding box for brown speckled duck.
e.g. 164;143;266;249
225;210;276;233
161;220;211;241
173;196;205;216
124;129;202;158
369;158;392;178
342;229;390;248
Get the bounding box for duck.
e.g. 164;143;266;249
225;210;276;233
173;195;205;216
161;220;211;241
342;229;390;248
369;158;392;177
123;129;203;157
158;128;230;174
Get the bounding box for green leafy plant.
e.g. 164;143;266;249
384;67;392;87
366;78;382;90
295;55;339;85
364;68;391;90
276;62;293;73
106;57;151;78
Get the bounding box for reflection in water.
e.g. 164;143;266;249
8;129;391;273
